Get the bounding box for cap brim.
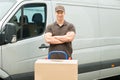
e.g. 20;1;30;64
56;9;64;12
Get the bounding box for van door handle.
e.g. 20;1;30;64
39;44;49;49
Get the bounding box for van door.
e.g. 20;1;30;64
1;2;50;80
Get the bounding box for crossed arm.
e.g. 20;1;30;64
44;31;75;44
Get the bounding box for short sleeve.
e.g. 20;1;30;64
45;24;52;33
69;23;76;33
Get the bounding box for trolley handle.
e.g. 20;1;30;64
48;51;68;60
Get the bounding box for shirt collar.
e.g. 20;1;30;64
55;20;67;27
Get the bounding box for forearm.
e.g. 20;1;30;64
54;35;69;42
47;38;64;44
44;33;64;44
54;32;75;42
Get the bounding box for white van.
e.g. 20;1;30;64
0;0;120;80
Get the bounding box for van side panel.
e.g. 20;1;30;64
52;0;120;79
99;0;120;78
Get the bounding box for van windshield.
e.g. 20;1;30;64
0;0;16;20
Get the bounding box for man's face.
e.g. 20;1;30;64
56;10;65;21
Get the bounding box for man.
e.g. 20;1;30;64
44;5;76;59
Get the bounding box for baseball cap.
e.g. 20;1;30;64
55;5;65;12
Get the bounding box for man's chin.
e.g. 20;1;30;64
58;19;63;21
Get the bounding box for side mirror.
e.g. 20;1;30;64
4;23;17;43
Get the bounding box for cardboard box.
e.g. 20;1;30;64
35;59;78;80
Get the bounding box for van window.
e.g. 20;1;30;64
9;3;46;40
